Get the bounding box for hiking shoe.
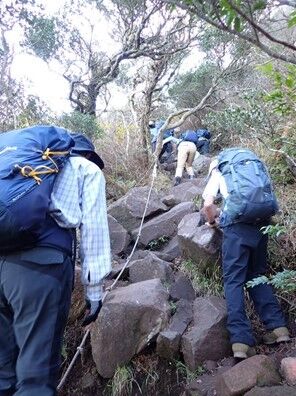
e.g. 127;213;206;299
173;177;181;186
263;327;290;345
232;343;256;359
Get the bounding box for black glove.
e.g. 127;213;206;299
82;299;102;327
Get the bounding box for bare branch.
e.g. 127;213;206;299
164;0;296;65
228;0;296;52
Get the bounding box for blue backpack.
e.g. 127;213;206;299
0;125;74;249
196;128;211;140
163;128;174;139
181;130;199;144
218;148;279;227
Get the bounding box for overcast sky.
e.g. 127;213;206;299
8;0;203;115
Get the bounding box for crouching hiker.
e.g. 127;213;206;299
202;148;290;359
0;126;111;396
171;130;198;186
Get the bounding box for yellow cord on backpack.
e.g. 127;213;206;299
42;148;70;171
16;165;59;185
16;148;70;184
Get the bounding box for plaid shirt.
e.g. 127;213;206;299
49;156;111;301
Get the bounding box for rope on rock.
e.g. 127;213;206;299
57;162;158;391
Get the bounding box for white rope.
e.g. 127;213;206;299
57;162;158;390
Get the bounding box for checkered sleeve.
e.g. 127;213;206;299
50;157;111;302
80;166;112;302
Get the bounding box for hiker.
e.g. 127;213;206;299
202;148;290;359
0;127;111;395
195;128;211;155
172;129;199;186
149;120;174;163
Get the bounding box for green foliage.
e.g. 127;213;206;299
257;63;296;116
169;62;220;108
108;365;135;396
17;96;53;127
204;90;271;143
169;300;177;314
180;259;223;296
59;111;103;139
219;0;244;32
61;343;68;361
136;361;159;388
193;195;203;208
247;270;296;293
24;17;61;60
204;62;295;184
184;0;267;34
147;236;170;251
252;0;267;12
246;275;269;288
268;155;295;185
175;360;204;384
260;224;287;238
288;10;296;28
247;219;296;310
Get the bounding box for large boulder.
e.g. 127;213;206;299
129;253;174;284
132;202;196;247
107;260;132;280
108;186;168;232
108;215;131;256
91;279;170;378
215;355;281;396
131;249;174;263
178;212;222;269
245;385;296;396
181;296;230;370
156;331;181;360
169;299;193;335
156;299;193;360
169;273;196;302
159;235;181;260
108;250;174;280
162;178;206;205
192;154;212;176
281;357;296;385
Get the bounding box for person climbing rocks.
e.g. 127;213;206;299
169;129;200;186
0;126;111;396
202;148;290;359
149;120;175;163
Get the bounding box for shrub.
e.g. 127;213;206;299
180;259;223;296
59;111;103;139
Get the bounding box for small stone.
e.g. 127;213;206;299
204;360;218;372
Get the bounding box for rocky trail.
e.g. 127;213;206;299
60;155;296;396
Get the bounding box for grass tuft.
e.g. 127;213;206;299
180;259;223;296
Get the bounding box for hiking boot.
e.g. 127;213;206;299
174;177;181;186
263;327;290;345
232;343;256;359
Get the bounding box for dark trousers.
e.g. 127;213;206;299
0;248;73;396
196;140;210;155
222;223;286;346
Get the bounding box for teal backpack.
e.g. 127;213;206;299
217;148;279;227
